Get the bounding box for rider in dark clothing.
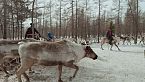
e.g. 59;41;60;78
47;32;54;41
25;23;41;40
106;28;114;45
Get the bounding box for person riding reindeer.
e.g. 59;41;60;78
25;23;41;40
106;21;115;45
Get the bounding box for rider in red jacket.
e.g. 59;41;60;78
106;28;114;45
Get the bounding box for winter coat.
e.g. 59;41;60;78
25;27;40;39
47;32;54;41
106;30;113;40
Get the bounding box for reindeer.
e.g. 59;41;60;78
16;40;98;82
100;37;121;51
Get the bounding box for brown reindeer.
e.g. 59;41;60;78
118;35;132;45
101;37;121;51
16;40;98;82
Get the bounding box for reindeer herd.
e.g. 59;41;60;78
0;35;144;82
100;35;145;51
0;39;98;82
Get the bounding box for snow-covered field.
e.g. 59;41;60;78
0;42;145;82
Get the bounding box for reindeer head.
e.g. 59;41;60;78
84;46;98;60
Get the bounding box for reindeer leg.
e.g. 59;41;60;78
114;43;121;51
63;61;79;81
29;67;35;74
16;67;31;82
123;40;125;45
110;44;113;51
23;73;30;82
129;41;131;45
16;66;27;82
71;65;78;79
58;65;63;82
16;58;34;82
101;44;104;50
69;64;78;81
101;40;105;50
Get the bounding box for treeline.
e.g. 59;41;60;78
0;0;144;43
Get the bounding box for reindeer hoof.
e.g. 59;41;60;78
26;81;30;82
58;79;63;82
101;48;104;50
69;77;74;81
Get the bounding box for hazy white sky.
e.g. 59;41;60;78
32;0;145;16
35;0;145;9
24;0;145;27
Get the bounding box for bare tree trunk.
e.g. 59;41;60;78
32;0;35;38
0;20;4;38
85;0;88;41
71;0;74;38
117;0;121;36
3;0;7;39
17;12;19;40
127;0;137;44
135;0;139;44
20;20;23;39
12;7;15;40
42;7;45;37
98;0;101;43
50;0;52;33
75;0;78;43
59;0;62;38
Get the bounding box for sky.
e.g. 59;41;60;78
24;0;145;27
30;0;145;17
140;1;145;11
35;0;145;10
28;0;145;14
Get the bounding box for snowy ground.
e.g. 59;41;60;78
0;42;145;82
